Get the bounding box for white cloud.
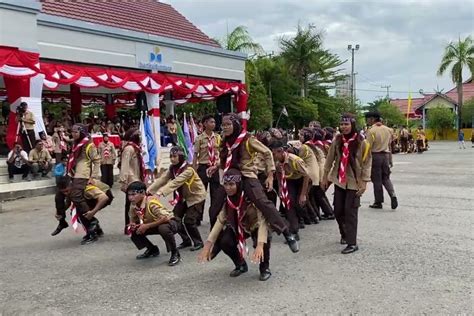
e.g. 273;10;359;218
168;0;474;103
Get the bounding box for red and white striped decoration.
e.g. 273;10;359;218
224;131;247;172
338;133;358;184
70;205;84;233
226;192;247;259
279;161;291;211
169;162;187;206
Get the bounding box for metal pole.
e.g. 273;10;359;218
351;48;355;108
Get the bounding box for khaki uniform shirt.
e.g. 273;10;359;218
84;181;110;200
367;124;392;153
29;148;52;163
307;144;326;185
98;141;117;165
129;196;174;225
22;111;35;130
207;203;269;244
71;143;100;179
232;136;275;179
254;153;267;174
276;153;309;180
324;137;372;190
298;144;320;184
119;145;142;187
193;132;221;165
148;165;206;207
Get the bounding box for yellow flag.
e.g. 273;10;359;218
406;92;412;126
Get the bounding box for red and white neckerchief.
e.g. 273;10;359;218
224;131;247;172
70;204;84;233
279;153;291;210
226;192;247;259
67;137;90;176
207;133;217;167
169;162;187;206
124;142;146;181
338;133;358;184
102;142;111;160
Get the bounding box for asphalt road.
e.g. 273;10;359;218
1;141;472;315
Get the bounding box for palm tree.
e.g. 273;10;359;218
280;24;344;97
217;25;263;54
437;35;474;131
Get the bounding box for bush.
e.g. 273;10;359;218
427;106;455;139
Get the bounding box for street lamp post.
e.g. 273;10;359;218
347;44;359;107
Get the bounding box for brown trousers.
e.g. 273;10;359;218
333;186;360;245
208;177;288;235
130;220;179;252
371;153;395;204
173;201;204;246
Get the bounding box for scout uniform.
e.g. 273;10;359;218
52;129;70;162
303;142;335;220
21;110;36;152
207;201;271;280
367;122;397;208
128;195;180;264
415;128;426;153
119;142;143;226
255;152;278;205
54;180;111;239
275;153;310;236
98;140;117;187
29;146;53;177
148;164;207;250
193;131;221;215
68;137;101;219
324;134;372;250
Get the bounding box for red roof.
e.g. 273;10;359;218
445;78;474;104
39;0;220;48
390;79;474;115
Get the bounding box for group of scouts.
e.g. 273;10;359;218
49;110;397;282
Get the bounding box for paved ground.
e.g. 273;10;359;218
0;141;472;315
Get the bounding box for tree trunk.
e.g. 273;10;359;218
457;81;463;132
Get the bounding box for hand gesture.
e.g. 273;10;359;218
251;244;265;264
197;242;213;263
264;175;274;192
298;194;307;207
83;210;95;221
356;181;367;197
136;224;148;235
320;177;328;191
206;166;217;177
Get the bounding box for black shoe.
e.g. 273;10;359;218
311;218;319;224
177;241;192;249
341;245;359;254
283;232;300;253
190;243;204;251
321;214;335;220
136;246;160;259
229;261;248;277
96;227;104;237
168;251;181;266
295;233;300;241
304;219;312;225
299;222;305;229
369;203;383;209
80;233;98;245
391;196;398;210
340;238;347;245
51;221;69;236
259;269;272;281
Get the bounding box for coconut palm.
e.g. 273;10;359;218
217;25;263;54
280;24;344;97
437;35;474;130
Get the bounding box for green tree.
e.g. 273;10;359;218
363;98;387;113
437;35;474;131
286;97;318;131
461;97;474;127
427;106;456;140
216;25;263;53
246;61;272;131
378;102;405;126
280;24;344;98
